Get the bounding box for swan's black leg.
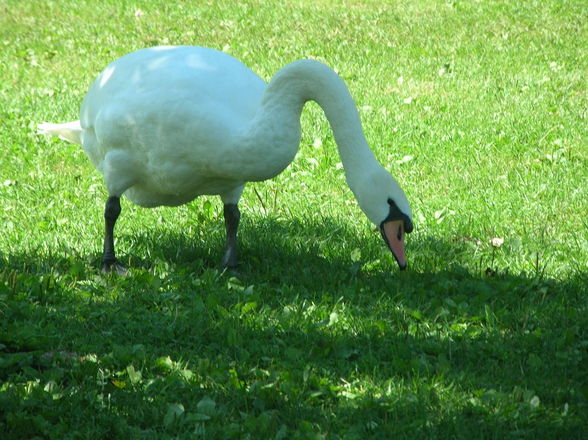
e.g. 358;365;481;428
102;195;127;275
221;203;240;270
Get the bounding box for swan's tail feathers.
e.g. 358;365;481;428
37;120;83;145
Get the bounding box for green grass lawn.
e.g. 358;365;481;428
1;0;587;438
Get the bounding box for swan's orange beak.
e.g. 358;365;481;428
381;220;407;270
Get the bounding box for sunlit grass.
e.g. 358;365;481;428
1;0;587;438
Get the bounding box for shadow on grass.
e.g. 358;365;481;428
1;215;587;438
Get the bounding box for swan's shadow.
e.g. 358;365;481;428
1;216;586;436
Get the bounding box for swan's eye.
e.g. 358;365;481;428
385;198;413;234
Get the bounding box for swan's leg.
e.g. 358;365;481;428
221;203;240;269
99;150;137;275
220;185;245;269
102;195;128;275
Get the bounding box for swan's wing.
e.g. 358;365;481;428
79;46;266;197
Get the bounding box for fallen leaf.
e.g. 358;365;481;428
396;155;414;164
489;237;504;248
434;209;445;220
112;380;126;389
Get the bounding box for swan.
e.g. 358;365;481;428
38;46;413;274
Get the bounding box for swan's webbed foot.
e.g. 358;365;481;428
101;259;129;276
220;247;238;271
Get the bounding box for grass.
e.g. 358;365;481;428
1;0;587;438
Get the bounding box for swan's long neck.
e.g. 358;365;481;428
237;60;380;185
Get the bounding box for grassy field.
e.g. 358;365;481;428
1;0;587;438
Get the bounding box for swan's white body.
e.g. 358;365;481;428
39;46;413;270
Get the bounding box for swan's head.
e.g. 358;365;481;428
350;165;413;270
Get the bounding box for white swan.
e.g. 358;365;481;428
39;46;413;274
